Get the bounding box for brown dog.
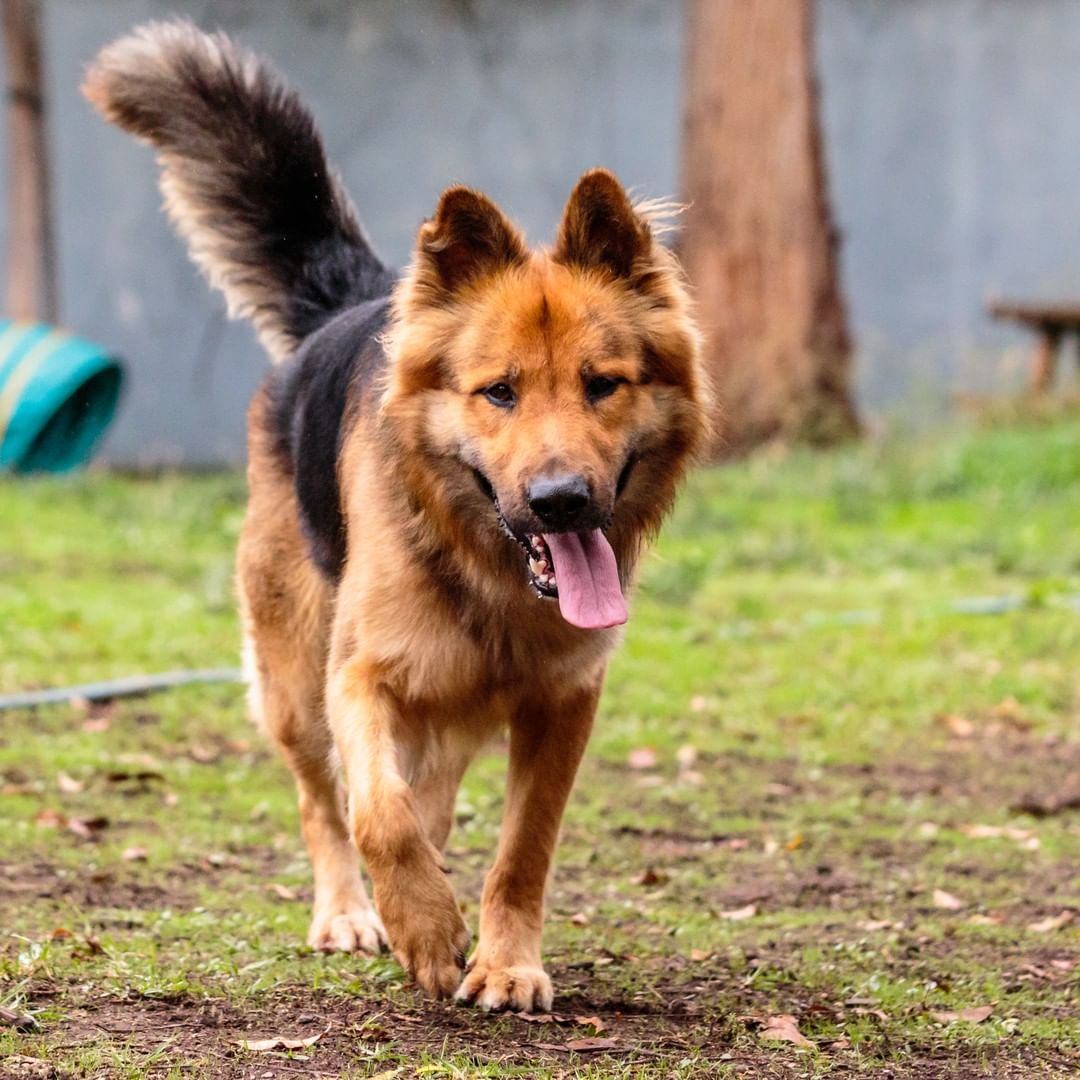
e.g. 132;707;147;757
85;21;708;1011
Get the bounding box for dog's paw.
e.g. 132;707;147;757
307;903;387;954
455;960;553;1013
390;903;470;998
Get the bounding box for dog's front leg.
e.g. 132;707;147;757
328;658;469;998
456;679;600;1012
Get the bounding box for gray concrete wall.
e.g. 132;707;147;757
21;0;684;466
1;0;1077;463
819;0;1080;414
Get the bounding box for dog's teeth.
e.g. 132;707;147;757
529;558;543;575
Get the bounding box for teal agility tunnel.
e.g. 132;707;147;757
0;320;123;474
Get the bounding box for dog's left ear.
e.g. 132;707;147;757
554;169;652;283
415;186;526;294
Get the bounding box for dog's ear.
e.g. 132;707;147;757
554;169;651;283
415;186;526;294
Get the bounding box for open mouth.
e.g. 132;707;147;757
473;468;560;599
471;467;628;630
523;533;558;597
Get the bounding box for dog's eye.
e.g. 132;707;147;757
482;382;516;408
586;375;622;403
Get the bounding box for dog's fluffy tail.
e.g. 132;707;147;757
83;20;392;361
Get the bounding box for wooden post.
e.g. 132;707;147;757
3;0;56;323
1030;327;1060;393
680;0;859;455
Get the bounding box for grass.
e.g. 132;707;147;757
2;414;1080;1077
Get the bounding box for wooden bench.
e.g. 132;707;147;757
988;300;1080;391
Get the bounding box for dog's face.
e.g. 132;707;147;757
384;170;708;629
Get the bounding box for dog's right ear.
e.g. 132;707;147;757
414;187;526;295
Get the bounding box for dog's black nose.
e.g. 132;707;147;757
528;473;590;528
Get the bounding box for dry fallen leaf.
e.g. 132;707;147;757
1028;911;1074;934
122;846;148;863
859;919;896;932
33;809;65;828
967;913;1005;926
632;867;669;887
564;1037;619;1052
514;1012;606;1032
931;1005;993;1024
759;1014;813;1048
575;1015;607;1032
238;1028;327;1052
938;713;975;738
676;745;698;770
269;883;297;901
627;747;658;770
992;696;1023;721
81;717;110;733
689;695;708;713
720;903;758;921
72;935;105;958
569;911;589;926
853;1007;890;1021
932;889;965;911
961;824;1037;849
785;833;803;851
689;948;710;962
56;772;84;794
67;816;109;840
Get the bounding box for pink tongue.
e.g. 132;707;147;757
541;530;628;630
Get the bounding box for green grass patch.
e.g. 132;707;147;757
3;416;1080;1076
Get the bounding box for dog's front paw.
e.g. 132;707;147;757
307;901;387;954
393;916;470;998
379;877;470;998
455;959;553;1013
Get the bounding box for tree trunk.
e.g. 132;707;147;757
3;0;56;323
680;0;858;455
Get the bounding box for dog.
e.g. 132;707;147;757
84;21;709;1012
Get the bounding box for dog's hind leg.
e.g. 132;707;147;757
411;730;485;853
238;466;386;955
244;626;386;954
